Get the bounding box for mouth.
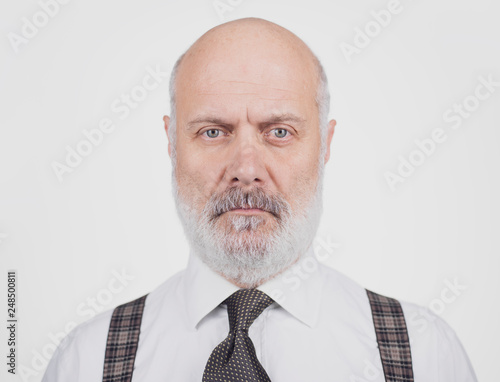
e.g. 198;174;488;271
211;207;272;222
228;207;267;215
225;206;281;220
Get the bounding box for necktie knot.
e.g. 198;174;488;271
203;288;274;381
223;288;274;333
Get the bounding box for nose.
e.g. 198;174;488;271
224;132;268;188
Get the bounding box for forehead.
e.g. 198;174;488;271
175;42;318;121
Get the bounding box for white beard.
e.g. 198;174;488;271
172;164;325;289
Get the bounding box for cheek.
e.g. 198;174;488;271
175;155;221;205
293;166;318;199
277;156;319;211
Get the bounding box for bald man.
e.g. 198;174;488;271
43;18;477;382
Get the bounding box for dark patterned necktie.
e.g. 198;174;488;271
202;288;275;382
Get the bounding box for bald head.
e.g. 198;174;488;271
179;17;319;77
167;17;330;163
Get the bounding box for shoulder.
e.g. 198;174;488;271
41;307;114;382
398;299;477;381
399;299;468;355
318;264;477;380
42;270;185;382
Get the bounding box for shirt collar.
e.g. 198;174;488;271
182;244;325;330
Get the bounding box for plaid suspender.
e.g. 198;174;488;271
102;294;148;382
101;291;414;382
366;289;415;382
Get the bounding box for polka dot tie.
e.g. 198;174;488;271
202;288;275;382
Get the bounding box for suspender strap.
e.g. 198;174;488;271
366;289;414;382
102;294;148;382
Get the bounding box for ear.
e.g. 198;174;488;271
163;115;172;158
324;119;336;164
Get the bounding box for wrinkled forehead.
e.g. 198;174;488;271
175;36;319;120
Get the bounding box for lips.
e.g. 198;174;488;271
225;207;281;221
229;207;266;212
230;206;264;210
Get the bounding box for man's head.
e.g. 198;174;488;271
163;17;336;288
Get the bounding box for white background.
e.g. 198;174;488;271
1;0;499;381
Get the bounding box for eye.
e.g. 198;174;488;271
204;129;220;138
272;128;289;138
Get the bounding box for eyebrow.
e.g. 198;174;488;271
186;112;306;130
264;113;306;126
187;116;227;130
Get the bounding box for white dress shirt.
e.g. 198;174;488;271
42;245;477;381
